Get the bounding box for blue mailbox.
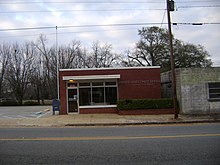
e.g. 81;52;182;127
52;99;60;115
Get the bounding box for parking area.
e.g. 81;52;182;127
0;106;52;119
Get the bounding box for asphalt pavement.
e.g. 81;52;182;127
1;124;220;164
0;106;51;119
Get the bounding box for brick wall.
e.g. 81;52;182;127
59;67;161;114
80;107;117;114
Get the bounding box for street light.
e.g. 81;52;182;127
166;0;178;119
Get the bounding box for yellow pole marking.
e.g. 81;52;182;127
0;134;220;141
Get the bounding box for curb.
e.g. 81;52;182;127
1;118;219;128
64;119;220;127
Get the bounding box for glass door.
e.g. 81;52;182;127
68;88;78;113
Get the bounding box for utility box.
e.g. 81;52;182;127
52;99;60;115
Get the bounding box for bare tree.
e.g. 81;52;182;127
28;46;48;104
32;34;56;99
120;50;140;67
2;37;125;103
6;43;35;104
0;43;10;99
50;40;83;73
86;41;120;68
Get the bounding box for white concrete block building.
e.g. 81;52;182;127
161;67;220;114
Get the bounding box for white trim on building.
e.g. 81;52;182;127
60;66;160;72
63;74;120;81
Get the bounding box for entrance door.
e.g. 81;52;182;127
68;89;78;113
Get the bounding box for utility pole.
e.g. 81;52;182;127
56;26;59;100
166;0;178;119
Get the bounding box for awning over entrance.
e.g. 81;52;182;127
62;74;120;81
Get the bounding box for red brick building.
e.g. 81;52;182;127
59;67;161;114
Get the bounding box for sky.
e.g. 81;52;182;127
0;0;220;66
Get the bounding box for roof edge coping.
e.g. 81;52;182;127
60;66;160;72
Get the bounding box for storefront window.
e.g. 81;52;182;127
105;82;116;86
92;82;103;86
79;88;91;106
79;82;90;86
92;87;104;105
105;87;117;104
78;80;117;106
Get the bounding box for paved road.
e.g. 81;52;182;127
0;123;220;164
0;106;51;119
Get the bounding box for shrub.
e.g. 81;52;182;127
117;98;173;110
0;100;19;106
23;101;40;106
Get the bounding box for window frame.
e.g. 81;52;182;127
207;82;220;101
78;80;118;107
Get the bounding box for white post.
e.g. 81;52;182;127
56;26;59;100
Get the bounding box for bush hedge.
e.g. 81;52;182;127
0;100;19;106
0;100;40;106
117;98;173;110
23;101;40;106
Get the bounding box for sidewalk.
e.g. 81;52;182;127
0;113;220;127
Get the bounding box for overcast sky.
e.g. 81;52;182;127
1;0;220;66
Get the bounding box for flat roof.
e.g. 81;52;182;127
63;74;120;81
59;66;160;72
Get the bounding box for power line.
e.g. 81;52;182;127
173;22;220;25
1;22;219;33
178;5;220;8
176;0;219;3
0;0;218;4
0;1;165;4
1;5;219;14
0;26;55;32
0;8;165;14
0;23;166;32
0;27;140;39
1;22;220;40
160;10;167;28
